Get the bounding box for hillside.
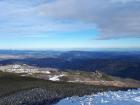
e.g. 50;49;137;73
0;50;140;80
0;64;140;88
0;71;129;105
0;50;139;104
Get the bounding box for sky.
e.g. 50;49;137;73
0;0;140;50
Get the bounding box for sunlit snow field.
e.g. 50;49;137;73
56;89;140;105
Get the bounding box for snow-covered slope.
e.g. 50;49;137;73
0;64;51;74
56;89;140;105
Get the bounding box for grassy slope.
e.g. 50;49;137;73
0;71;130;99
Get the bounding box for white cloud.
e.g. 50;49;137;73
0;0;140;39
38;0;140;39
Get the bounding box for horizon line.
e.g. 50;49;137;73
0;48;139;51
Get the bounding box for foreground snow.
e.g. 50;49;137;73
56;89;140;105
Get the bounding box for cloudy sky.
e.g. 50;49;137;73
0;0;140;49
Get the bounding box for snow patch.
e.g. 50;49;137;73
0;64;52;74
133;96;140;102
49;74;64;81
56;89;140;105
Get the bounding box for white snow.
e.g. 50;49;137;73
49;75;60;81
133;96;140;102
49;74;64;81
0;64;51;74
56;89;140;105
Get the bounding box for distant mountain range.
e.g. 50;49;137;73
0;50;140;80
